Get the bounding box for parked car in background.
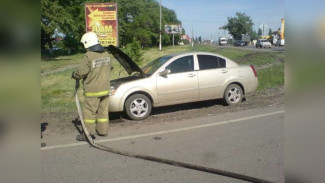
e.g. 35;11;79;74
219;37;227;46
256;39;272;48
234;40;246;47
107;46;258;120
51;46;61;51
275;39;285;47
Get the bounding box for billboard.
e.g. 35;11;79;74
85;3;118;47
165;24;182;34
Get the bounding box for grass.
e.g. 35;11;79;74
239;52;284;67
41;44;284;113
142;45;192;65
257;64;284;91
41;69;80;113
41;53;84;74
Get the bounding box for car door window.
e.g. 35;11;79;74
197;55;226;70
165;56;194;74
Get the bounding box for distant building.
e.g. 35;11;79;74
181;35;191;42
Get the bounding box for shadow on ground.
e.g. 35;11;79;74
151;99;224;115
108;99;226;123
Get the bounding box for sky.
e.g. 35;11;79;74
162;0;285;40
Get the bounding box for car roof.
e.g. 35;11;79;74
166;51;229;60
157;51;238;69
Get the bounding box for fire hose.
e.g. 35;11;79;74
74;79;272;183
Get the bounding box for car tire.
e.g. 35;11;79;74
125;94;152;120
223;84;243;106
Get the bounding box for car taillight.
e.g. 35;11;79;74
250;65;257;77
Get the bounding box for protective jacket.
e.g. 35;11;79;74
73;46;111;97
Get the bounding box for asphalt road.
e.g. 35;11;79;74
213;45;285;52
42;105;284;183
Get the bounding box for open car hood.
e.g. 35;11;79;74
106;45;146;78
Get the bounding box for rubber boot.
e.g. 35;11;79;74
76;133;96;141
97;122;108;136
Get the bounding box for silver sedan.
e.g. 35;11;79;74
107;46;258;120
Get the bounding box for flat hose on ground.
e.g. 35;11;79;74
74;80;272;183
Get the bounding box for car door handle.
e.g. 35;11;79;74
221;69;228;73
187;73;196;77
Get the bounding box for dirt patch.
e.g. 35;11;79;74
256;62;283;70
129;85;284;124
41;85;284;139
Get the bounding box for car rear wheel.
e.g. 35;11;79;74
223;84;243;106
125;94;152;120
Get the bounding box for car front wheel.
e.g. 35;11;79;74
223;84;243;106
125;94;152;120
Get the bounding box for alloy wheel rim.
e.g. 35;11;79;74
130;98;148;118
227;87;241;103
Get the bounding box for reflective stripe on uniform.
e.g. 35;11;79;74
84;90;109;97
97;118;108;123
84;119;96;123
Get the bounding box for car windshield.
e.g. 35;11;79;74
142;55;172;75
261;40;268;42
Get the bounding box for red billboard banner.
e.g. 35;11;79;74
85;3;118;47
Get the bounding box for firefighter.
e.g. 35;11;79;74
72;32;111;141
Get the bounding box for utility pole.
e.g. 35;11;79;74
159;0;162;51
191;22;194;47
263;23;265;36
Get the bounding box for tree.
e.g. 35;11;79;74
124;38;143;64
222;12;255;40
41;0;87;50
41;0;183;52
117;0;182;48
250;30;258;40
258;28;262;36
268;28;273;36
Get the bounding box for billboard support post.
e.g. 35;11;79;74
164;24;182;47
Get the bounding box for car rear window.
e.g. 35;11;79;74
219;58;226;67
197;55;226;70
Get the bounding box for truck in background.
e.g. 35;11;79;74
219;37;227;45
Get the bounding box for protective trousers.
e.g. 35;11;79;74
83;95;109;135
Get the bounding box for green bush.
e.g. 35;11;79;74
125;38;143;64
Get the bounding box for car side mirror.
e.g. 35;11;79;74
159;69;171;77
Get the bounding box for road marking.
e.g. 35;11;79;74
41;110;284;151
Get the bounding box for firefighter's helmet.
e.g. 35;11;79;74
80;32;99;49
